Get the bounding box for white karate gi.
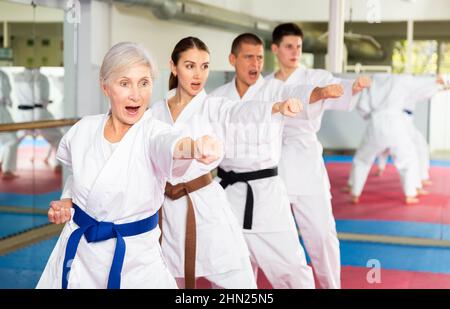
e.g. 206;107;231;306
13;69;35;125
210;76;319;289
33;70;64;167
13;69;63;149
152;89;263;288
374;76;440;182
349;73;435;198
37;110;192;289
265;67;355;289
0;70;19;173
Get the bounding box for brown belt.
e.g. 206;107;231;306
160;172;213;289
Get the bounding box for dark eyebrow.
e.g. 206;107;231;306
183;60;195;64
202;62;210;65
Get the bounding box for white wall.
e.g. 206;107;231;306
110;3;240;72
193;0;450;22
59;1;242;117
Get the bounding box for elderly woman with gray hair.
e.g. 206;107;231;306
36;42;221;289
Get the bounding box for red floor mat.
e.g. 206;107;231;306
195;266;450;289
328;163;450;225
0;146;61;195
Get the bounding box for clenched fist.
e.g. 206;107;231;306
272;98;304;117
194;135;222;165
48;198;73;224
352;76;371;95
320;84;344;99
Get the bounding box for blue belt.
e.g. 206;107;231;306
62;204;158;289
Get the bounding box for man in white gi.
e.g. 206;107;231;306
0;70;20;179
210;33;350;289
265;23;371;289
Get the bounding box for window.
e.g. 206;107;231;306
439;42;450;74
392;40;438;74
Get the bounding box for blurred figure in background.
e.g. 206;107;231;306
374;75;449;188
13;68;63;172
346;74;446;205
33;69;64;172
0;70;19;180
266;23;370;289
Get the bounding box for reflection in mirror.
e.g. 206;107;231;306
320;72;450;242
0;127;69;238
0;1;67;258
0;0;64;124
11;67;65;170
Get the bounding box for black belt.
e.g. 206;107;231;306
34;104;44;108
18;105;34;110
217;166;278;230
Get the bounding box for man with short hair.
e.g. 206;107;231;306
266;23;371;289
210;32;349;289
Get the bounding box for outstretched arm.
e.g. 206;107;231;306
173;135;222;165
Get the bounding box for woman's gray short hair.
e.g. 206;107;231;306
100;42;157;84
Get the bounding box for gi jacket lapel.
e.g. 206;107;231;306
84;111;153;220
241;75;265;101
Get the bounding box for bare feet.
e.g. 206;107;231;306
350;195;360;204
341;185;351;193
405;196;419;205
1;171;17;180
422;179;433;187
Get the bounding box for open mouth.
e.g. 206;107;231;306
125;106;141;115
249;70;258;78
191;82;201;90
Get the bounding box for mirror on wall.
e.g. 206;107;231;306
0;0;66;239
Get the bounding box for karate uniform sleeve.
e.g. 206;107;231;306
202;95;273;125
56;127;75;199
355;88;371;119
61;174;73;199
322;79;355;111
56;129;72;168
279;84;318;120
147;121;192;180
202;95;280;148
407;76;441;104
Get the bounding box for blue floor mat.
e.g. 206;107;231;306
339;240;450;274
323;154;450;167
336;219;450;241
0;191;62;209
0;213;49;238
0;236;58;289
1;234;450;288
